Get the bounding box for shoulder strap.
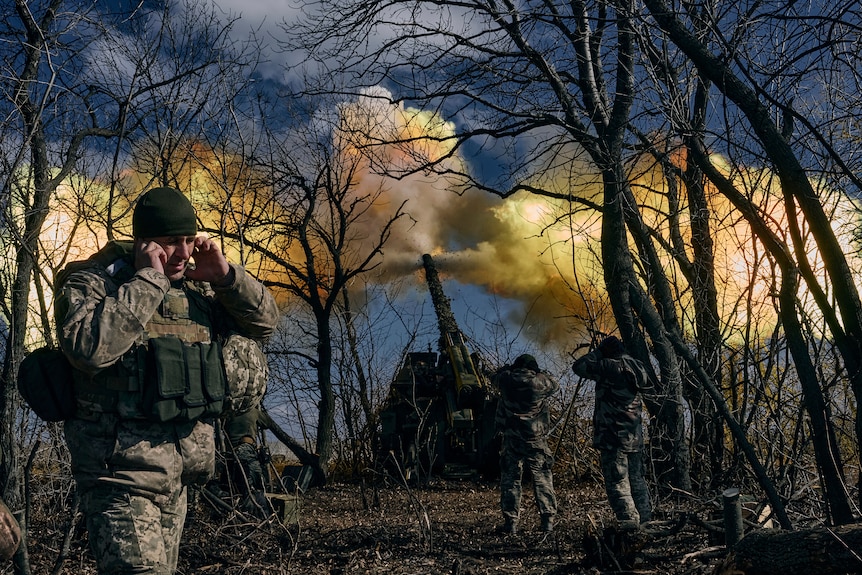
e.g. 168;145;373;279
54;240;135;293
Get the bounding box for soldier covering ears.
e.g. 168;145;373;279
55;187;279;574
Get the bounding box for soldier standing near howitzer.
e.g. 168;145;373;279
54;187;279;575
572;335;653;531
493;354;560;536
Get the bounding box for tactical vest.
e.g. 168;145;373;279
69;247;226;422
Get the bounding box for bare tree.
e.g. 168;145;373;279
203;99;411;471
641;0;860;523
0;1;118;526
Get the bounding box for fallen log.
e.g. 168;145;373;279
258;407;326;489
714;523;862;575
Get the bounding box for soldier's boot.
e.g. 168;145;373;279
540;514;554;533
498;517;518;535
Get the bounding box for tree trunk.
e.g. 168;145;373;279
592;0;691;491
315;316;336;468
684;84;726;484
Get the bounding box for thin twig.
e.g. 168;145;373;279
51;495;80;575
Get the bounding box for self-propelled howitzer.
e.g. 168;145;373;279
377;254;500;481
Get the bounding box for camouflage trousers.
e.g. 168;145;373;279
499;440;557;524
599;448;652;526
65;416;215;574
82;485;186;574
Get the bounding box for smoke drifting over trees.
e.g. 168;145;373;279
2;6;862;573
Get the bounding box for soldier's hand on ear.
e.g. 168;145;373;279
134;239;167;275
186;236;234;286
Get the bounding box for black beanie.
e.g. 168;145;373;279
513;354;539;371
132;187;198;238
598;336;626;358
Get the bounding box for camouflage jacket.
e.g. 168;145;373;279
572;349;648;452
54;241;279;390
0;497;20;562
493;367;560;448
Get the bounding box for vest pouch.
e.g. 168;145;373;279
183;342;206;409
144;337;187;422
200;341;226;418
143;337;226;422
180;341;227;419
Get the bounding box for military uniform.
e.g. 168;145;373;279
494;355;559;534
0;497;20;562
573;337;652;529
56;237;278;574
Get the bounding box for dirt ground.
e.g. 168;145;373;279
19;476;724;575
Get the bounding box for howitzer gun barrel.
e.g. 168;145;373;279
421;254;485;394
422;253;459;353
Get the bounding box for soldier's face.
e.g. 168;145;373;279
152;235;196;281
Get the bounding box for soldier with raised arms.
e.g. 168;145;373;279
572;335;652;531
54;186;279;575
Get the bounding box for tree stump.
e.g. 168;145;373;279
582;522;651;570
715;523;862;575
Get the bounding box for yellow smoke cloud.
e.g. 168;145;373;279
34;91;602;356
333;89;609;349
332;92;862;351
34;91;862;356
